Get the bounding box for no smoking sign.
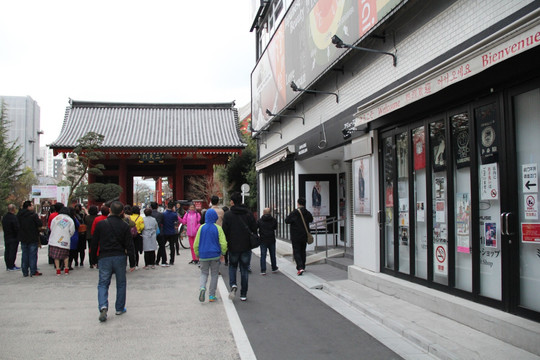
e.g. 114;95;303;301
525;194;538;220
434;244;448;275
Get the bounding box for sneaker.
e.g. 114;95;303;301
7;267;17;272
64;269;69;275
143;266;149;270
199;288;206;302
56;269;61;276
272;267;279;273
32;271;43;276
240;297;247;301
161;263;170;267
99;308;108;322
229;285;237;300
209;295;218;302
151;265;156;269
115;308;127;315
260;272;266;276
297;269;304;276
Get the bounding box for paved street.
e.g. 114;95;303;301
0;242;427;360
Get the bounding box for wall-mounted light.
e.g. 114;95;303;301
290;81;339;103
342;125;363;140
331;35;397;67
265;108;305;125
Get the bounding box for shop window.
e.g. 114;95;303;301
475;103;502;300
430;120;449;285
397;131;410;274
383;137;395;270
264;164;294;240
413;126;428;279
451;112;473;292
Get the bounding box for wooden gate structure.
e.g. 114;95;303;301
49;100;245;206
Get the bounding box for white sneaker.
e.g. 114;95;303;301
229;285;237;300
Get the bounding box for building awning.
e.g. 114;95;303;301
255;145;294;171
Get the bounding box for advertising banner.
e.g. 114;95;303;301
251;0;403;132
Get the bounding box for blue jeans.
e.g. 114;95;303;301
20;242;38;276
228;251;251;297
260;242;277;273
97;255;127;312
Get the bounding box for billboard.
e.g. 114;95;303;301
251;0;403;132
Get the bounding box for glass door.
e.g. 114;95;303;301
507;85;540;318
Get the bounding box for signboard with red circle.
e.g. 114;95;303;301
434;244;448;275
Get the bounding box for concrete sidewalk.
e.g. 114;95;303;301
271;239;540;360
0;246;240;360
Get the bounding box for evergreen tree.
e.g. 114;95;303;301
0;100;24;215
64;132;106;204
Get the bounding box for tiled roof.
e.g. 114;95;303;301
49;100;246;151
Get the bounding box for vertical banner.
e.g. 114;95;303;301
57;186;70;204
476;103;499;164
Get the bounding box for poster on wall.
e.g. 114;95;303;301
452;116;471;168
354;156;371;215
430;122;446;172
475;103;499;164
480;163;499;200
413;128;426;170
305;180;330;216
416;201;425;222
522;223;540;243
484;222;498;248
456;193;471;253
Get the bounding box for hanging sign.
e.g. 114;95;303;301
522;163;538;193
480;163;499;200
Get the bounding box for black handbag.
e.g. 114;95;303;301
239;217;260;249
40;230;49;246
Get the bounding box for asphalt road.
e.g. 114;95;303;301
221;254;403;360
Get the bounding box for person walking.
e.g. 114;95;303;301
222;192;256;301
73;204;87;267
181;204;201;265
150;202;167;267
67;207;80;270
194;208;227;302
84;205;99;268
162;201;180;265
130;205;145;268
49;207;75;276
257;208;279;275
209;195;224;227
91;201;135;322
3;204;20;271
17;200;44;277
141;208;158;269
285;197;313;276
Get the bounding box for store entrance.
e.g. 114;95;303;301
378;81;540;320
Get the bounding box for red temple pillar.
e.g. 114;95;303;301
119;158;127;204
156;177;163;205
175;158;183;200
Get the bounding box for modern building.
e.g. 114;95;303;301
0;96;43;173
251;0;540;330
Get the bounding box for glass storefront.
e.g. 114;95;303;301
263;162;295;240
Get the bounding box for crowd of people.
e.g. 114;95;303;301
3;193;314;322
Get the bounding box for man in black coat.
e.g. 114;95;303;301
150;202;168;266
222;192;256;301
257;208;278;275
3;204;20;271
92;200;135;322
285;197;313;276
17;200;43;277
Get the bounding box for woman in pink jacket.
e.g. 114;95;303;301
182;204;201;264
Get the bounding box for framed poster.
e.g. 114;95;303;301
354;156;371;215
305;180;330;216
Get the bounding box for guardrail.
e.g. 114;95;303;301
310;217;347;259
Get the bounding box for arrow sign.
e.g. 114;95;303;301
523;164;538;194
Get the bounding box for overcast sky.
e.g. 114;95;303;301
0;1;255;145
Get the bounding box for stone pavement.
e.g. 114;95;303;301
0;245;239;360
